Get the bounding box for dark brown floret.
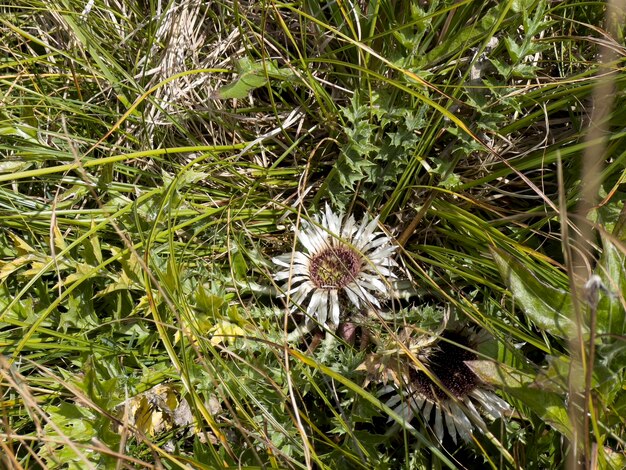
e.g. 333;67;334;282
410;331;480;400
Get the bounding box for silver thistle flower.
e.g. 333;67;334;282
273;204;397;328
384;329;510;444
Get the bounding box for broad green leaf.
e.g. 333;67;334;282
179;168;210;185
212;58;295;99
533;355;572;392
94;271;139;296
507;384;572;438
164;254;180;293
0;124;39;143
45;402;97;441
511;0;537;13
532;355;618;403
492;247;577;337
82;224;103;266
595;232;626;335
62;282;99;330
231;248;249;280
465;360;534;388
417;1;513;68
598;340;626;371
0;159;33;173
439;172;461;189
467;359;572;437
603;448;626;470
111;247;143;283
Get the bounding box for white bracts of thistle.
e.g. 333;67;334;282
385;329;511;444
273;204;397;328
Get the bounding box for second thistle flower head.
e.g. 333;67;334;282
273;204;398;328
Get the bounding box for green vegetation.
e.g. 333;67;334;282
1;0;625;468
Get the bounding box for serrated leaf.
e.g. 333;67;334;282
94;271;138;296
180;169;210;185
504;37;525;62
335;151;375;187
112;247;143;283
489;57;515;78
439;172;461;189
511;0;536;13
510;63;540;79
491;247;578;337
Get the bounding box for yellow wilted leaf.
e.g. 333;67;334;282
0;255;36;281
118;384;181;437
51;224;67;251
209;320;246;346
8;232;35;255
174;312;217;345
115;384;223;447
22;256;55;277
88;221;103;265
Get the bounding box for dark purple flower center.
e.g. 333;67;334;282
411;332;479;400
309;246;361;289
